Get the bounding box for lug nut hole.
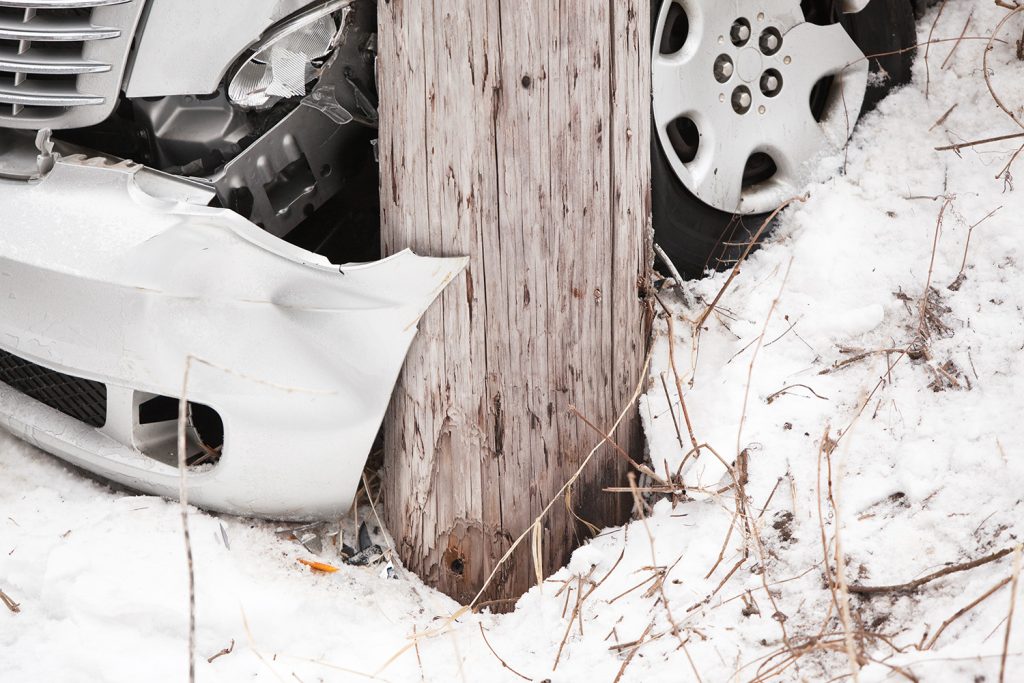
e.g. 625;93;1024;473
730;18;751;47
732;86;752;114
759;27;782;55
760;69;783;97
713;54;734;83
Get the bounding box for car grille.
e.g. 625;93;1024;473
0;0;146;130
0;347;107;428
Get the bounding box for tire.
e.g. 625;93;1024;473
652;0;917;279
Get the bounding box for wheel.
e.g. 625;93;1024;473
651;0;917;278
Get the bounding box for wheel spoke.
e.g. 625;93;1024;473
777;21;867;97
773;21;868;149
652;52;719;123
688;131;752;212
762;108;833;183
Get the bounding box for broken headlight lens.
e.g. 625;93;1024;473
228;0;349;110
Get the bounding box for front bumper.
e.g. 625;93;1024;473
0;154;465;520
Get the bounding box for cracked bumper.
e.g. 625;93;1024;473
0;156;465;520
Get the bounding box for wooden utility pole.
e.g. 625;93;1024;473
378;0;651;606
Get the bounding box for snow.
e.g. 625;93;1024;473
3;2;1024;680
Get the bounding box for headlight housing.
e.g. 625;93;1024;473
228;0;350;110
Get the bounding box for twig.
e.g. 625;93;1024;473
612;621;654;683
936;131;1024;151
941;9;973;69
654;242;691;306
996;142;1024;183
553;576;584;669
817;427;842;618
766;384;830;403
177;357;198;683
608;631;666;651
589;549;626;596
848;546;1016;594
848;36;1011;74
689;557;745;613
757;477;784;521
828;437;861;681
704;507;740;580
923;0;948;98
1000;546;1023;683
478;624;531;681
950;206;1002;289
695;197;805;331
608;573;658;604
833;350;908;452
0;588;20;613
660;305;702;456
930;104;957;132
659;373;686;450
682;639;705;683
918;197;952;342
764;316;798;348
411;625;425;683
985;7;1024;132
626;473;686;648
207;640;235;664
925;577;1012;649
362;472;400;572
569;406;664;484
819;349;905;375
718;566;817;609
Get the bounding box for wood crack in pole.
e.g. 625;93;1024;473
380;0;652;608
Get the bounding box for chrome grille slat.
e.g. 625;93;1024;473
0;0;130;8
0;0;144;129
0;76;104;104
0;47;111;74
0;15;121;41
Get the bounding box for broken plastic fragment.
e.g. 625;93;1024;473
298;558;340;573
303;83;354;125
35;129;55;178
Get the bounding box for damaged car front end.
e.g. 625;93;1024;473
0;0;463;519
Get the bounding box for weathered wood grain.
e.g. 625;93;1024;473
379;0;652;605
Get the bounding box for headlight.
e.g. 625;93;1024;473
228;0;351;110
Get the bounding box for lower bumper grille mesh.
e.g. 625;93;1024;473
0;348;106;428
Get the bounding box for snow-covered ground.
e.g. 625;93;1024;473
3;2;1023;681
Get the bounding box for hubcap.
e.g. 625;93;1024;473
652;0;870;214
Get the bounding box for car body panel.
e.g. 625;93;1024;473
126;0;314;97
0;154;466;519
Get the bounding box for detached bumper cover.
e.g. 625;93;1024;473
0;155;465;520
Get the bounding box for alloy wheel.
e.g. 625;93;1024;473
652;0;871;215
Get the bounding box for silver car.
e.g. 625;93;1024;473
0;0;924;518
